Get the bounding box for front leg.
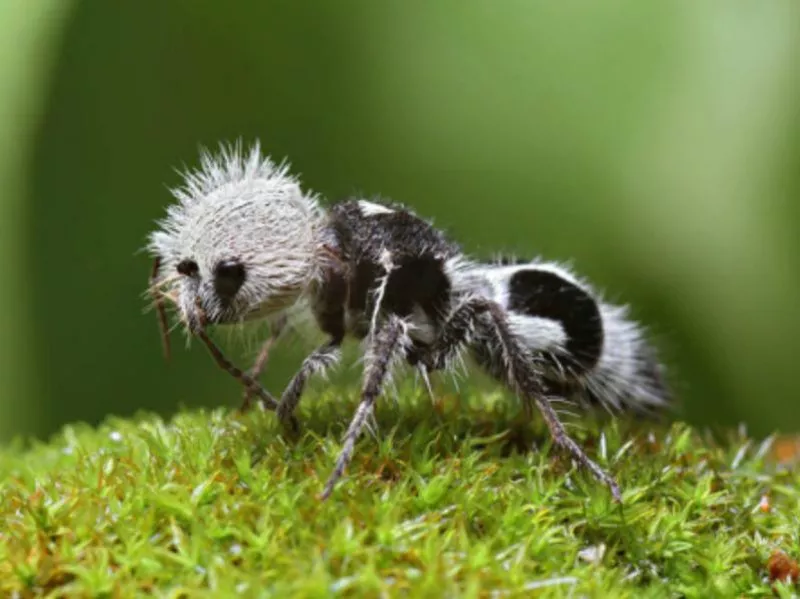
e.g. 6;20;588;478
196;330;280;411
241;315;288;412
423;297;622;502
275;338;343;429
320;315;409;500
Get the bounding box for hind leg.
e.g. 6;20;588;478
419;297;621;502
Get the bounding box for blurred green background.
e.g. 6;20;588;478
1;1;798;444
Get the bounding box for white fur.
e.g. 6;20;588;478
586;302;667;410
408;304;437;344
358;200;395;216
369;248;396;337
522;260;668;412
446;257;668;413
147;141;326;324
506;314;568;353
444;256;493;299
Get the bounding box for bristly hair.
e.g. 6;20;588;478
146;139;323;258
145;140;328;329
172;140;293;205
519;258;670;415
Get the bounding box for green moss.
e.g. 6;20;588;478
1;385;798;597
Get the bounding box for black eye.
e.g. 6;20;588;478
176;259;199;277
214;259;246;302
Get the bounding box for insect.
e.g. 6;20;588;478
145;141;670;501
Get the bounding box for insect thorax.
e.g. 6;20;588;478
310;199;461;343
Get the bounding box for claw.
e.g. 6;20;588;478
418;364;436;403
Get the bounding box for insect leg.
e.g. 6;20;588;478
414;297;504;373
276;338;343;428
241;315;289;411
196;330;280;411
530;390;622;501
425;297;622;501
320;315;408;500
479;303;621;502
149;256;172;361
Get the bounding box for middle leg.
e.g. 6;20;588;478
275;338;343;428
320;315;409;500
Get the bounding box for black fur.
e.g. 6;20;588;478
507;269;604;370
316;200;459;341
273;199;459;431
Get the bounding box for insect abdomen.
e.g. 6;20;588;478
506;268;604;371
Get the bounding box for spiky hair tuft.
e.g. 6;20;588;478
146;140;327;326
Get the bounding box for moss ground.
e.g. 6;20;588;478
1;385;799;598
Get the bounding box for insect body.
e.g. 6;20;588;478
146;142;670;501
440;260;669;415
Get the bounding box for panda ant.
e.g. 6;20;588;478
145;141;670;501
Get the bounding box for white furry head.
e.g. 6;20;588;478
146;141;326;331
